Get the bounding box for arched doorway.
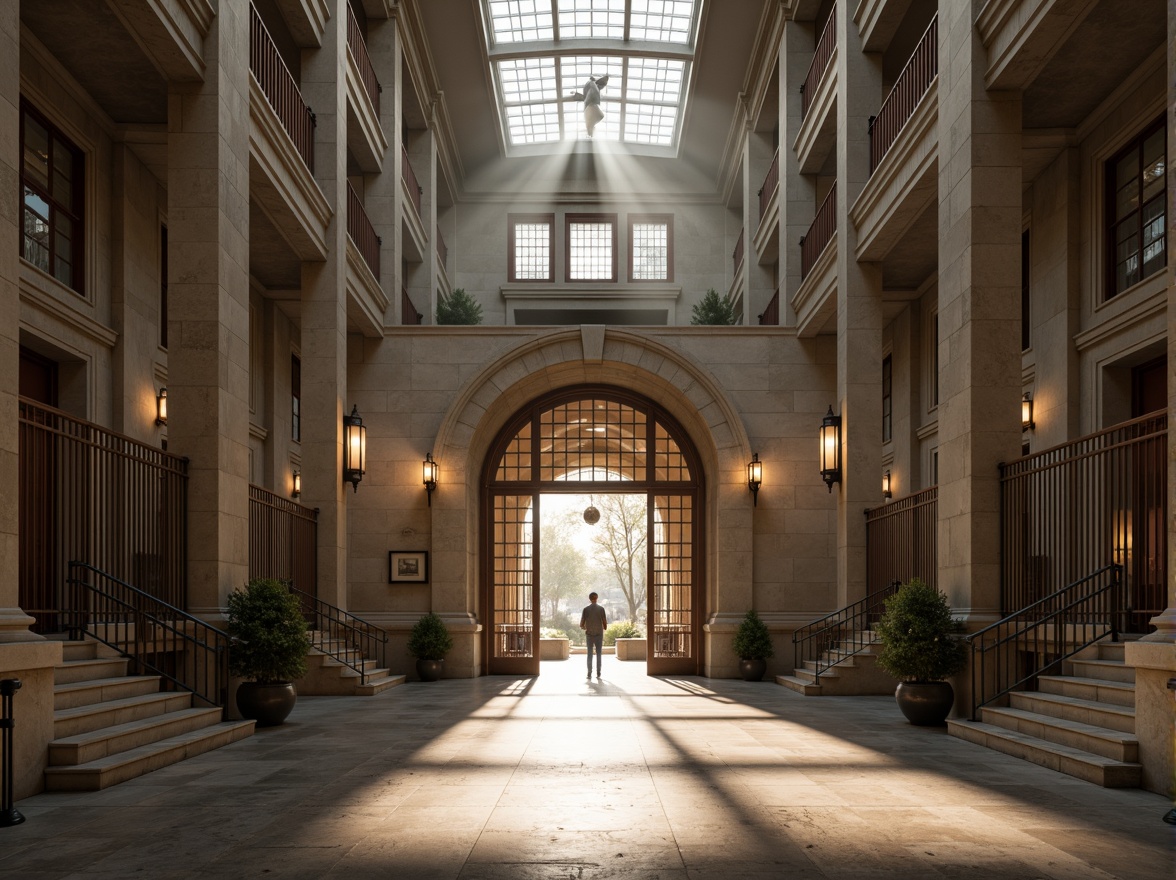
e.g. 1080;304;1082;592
482;386;704;676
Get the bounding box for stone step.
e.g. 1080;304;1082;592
355;673;407;696
1068;658;1135;684
49;707;226;766
54;691;193;738
1095;642;1125;662
54;675;163;710
978;706;1138;762
947;719;1141;788
1037;674;1135;707
61;641;100;662
54;657;130;685
774;675;822;696
43;721;256;791
1008;691;1135;734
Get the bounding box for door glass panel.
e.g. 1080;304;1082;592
650;493;692;659
493;494;535;658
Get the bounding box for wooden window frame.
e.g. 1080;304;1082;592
291;353;301;443
508;213;555;283
1104;116;1166;300
628;213;673;282
20;100;85;296
881;355;892;443
565;213;618;283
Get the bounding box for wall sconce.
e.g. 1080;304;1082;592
1021;392;1035;431
155;387;168;426
819;405;841;492
422;452;438;506
882;470;892;499
292;471;301;498
747;453;762;506
343;405;366;492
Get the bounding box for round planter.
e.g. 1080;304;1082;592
236;681;297;727
895;681;955;725
739;658;767;682
416;658;444;682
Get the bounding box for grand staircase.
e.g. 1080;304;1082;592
776;630;897;695
298;631;405;696
45;640;255;791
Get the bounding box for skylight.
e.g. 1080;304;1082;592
482;1;700;151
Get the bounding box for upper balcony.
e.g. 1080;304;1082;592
793;183;837;337
346;3;388;171
345;182;387;337
794;7;838;174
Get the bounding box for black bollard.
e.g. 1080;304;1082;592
0;678;24;827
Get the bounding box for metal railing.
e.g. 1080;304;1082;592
792;580;900;682
800;7;836;119
346;4;381;115
800;183;836;280
402;145;422;218
287;584;388;685
66;562;232;710
732;227;744;277
865;486;937;595
250;3;315;172
402;286;423;324
346;181;381;277
19;399;188;633
758;148;779;220
757;288;780;325
248;485;318;597
870;15;937;172
1001;412;1166;633
967;564;1124;720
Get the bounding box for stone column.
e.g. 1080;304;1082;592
744;130;776;324
935;3;1022;621
834;10;884;606
166;1;252;616
365;10;401;322
300;0;350;608
780;19;814;328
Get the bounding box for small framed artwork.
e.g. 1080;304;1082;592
389;551;429;584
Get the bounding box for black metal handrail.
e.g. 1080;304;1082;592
287;585;388;685
967;563;1123;720
792;580;901;681
66;562;232;710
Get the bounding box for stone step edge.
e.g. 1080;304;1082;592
981;705;1139;747
948;719;1142;778
50;706;223;751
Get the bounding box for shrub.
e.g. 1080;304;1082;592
226;578;310;684
436;288;484;325
731;609;773;660
540;627;572;640
875;579;967;682
690;288;736;325
407;612;454;660
604;620;643;645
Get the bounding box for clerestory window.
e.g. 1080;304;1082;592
21;101;84;295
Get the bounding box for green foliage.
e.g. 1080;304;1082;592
875;579;967;682
690;288;736;325
407;612;454;660
540;627;572;640
543;610;583;645
436;288;484;325
604;620;643;646
731;609;774;660
226;578;310;684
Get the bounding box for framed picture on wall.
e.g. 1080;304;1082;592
389;551;429;584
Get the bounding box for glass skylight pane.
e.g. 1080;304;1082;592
506;103;562;144
558;0;625;39
623;103;677;145
559;55;624;99
625;57;684;103
498;57;558;103
630;0;695;44
489;0;555;43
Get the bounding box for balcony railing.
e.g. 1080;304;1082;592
436;224;448;269
19;399;188;632
1001;412;1166;634
402;146;422;218
800;7;836;119
758;149;779;221
800;183;836;280
865;486;938;597
869;15;937;173
346;4;381;116
250;4;315;172
402;287;422;324
248;484;318;597
732;227;744;277
757;288;779;325
347;181;381;278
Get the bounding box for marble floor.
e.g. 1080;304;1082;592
3;657;1173;879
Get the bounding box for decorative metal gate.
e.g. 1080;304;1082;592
483;387;703;676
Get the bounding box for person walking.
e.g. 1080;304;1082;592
579;592;607;679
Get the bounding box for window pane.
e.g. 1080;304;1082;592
23;188;49;224
1141;196;1166;277
505;103;562;144
52;139;74;208
569;221;613;280
1142;128;1165;203
23;115;49;189
625;57;684;103
513;221;551;280
498;57;558;103
557;0;625;40
1112;151;1137;222
23;233;49;273
488;0;554;43
623;102;677;145
632;222;667;280
630;0;695;43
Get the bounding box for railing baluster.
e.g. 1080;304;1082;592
250;4;315;173
869;15;937;173
800;9;837;120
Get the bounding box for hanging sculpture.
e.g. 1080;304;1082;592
569;74;610;137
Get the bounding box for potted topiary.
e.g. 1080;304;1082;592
731;609;773;681
874;578;968;725
226;578;310;726
408;612;453;681
436;288;484;325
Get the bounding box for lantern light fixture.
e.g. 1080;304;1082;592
155;387;168;426
422;452;438;505
747;453;762;506
292;470;301;498
1021;392;1035;431
343;405;366;492
819;405;841;492
882;470;892;499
